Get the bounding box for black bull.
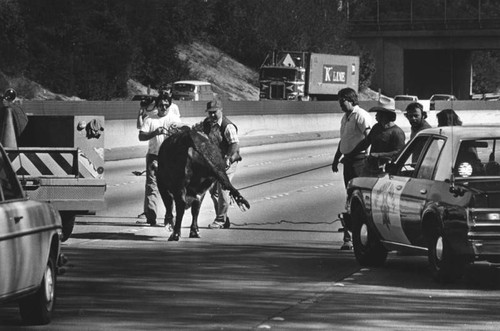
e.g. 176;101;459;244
157;124;250;241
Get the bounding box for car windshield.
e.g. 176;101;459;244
395;96;415;101
454;138;500;177
260;67;298;81
0;149;23;201
173;84;195;93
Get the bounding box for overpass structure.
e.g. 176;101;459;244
347;0;500;99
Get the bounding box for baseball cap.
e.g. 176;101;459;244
206;99;223;112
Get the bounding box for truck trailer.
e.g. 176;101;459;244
259;51;359;101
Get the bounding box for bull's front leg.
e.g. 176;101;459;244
189;196;202;238
168;196;186;241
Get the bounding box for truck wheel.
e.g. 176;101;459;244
19;254;56;325
60;212;76;242
351;204;388;267
428;228;465;283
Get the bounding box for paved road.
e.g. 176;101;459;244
1;140;500;330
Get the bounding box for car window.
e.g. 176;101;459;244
395;96;416;101
173;84;195;93
416;138;445;180
0;149;23;201
394;136;430;177
454;138;500;177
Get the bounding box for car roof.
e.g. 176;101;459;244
417;126;500;139
394;95;418;100
430;94;455;98
173;80;211;86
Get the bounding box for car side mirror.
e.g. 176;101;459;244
385;162;396;175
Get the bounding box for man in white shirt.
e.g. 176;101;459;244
332;87;373;249
139;96;180;227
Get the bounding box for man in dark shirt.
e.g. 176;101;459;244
348;97;406;176
405;102;431;140
405;102;431;163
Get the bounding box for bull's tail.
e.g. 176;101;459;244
189;130;250;211
230;191;250;211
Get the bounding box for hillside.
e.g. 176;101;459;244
2;41;377;101
176;42;260;101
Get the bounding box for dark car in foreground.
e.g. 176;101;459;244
343;126;500;283
0;143;62;324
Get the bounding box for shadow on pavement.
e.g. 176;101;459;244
255;254;500;330
0;240;359;330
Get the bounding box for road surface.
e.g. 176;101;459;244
1;139;499;330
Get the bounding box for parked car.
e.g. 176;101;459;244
171;80;215;101
394;95;418;102
429;94;457;110
342;126;500;283
471;93;500;101
0;142;62;325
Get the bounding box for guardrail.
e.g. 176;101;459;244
20;100;500;120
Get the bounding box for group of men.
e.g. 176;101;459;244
137;86;240;230
332;87;433;250
135;84;454;246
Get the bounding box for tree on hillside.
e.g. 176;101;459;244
472;51;500;94
0;0;28;76
18;0;134;99
206;0;374;89
126;0;204;89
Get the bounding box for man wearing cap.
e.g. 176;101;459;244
204;99;242;229
332;87;374;250
138;95;181;227
350;96;406;176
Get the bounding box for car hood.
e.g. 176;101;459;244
455;177;500;208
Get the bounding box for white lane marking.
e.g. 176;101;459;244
244;152;333;168
252;182;336;203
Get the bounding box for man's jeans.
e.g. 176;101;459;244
210;161;238;222
144;153;160;222
341;155;366;242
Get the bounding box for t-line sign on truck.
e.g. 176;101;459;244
259;51;359;101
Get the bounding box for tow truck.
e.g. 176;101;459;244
1;89;106;241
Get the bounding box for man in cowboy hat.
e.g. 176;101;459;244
348;96;406;176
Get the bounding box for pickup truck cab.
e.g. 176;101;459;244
0;142;62;325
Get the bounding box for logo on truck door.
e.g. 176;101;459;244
323;65;347;84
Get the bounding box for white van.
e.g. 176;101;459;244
171;80;215;101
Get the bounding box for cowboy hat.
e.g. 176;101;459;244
369;96;398;113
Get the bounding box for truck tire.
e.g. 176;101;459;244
60;211;76;242
19;253;57;325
